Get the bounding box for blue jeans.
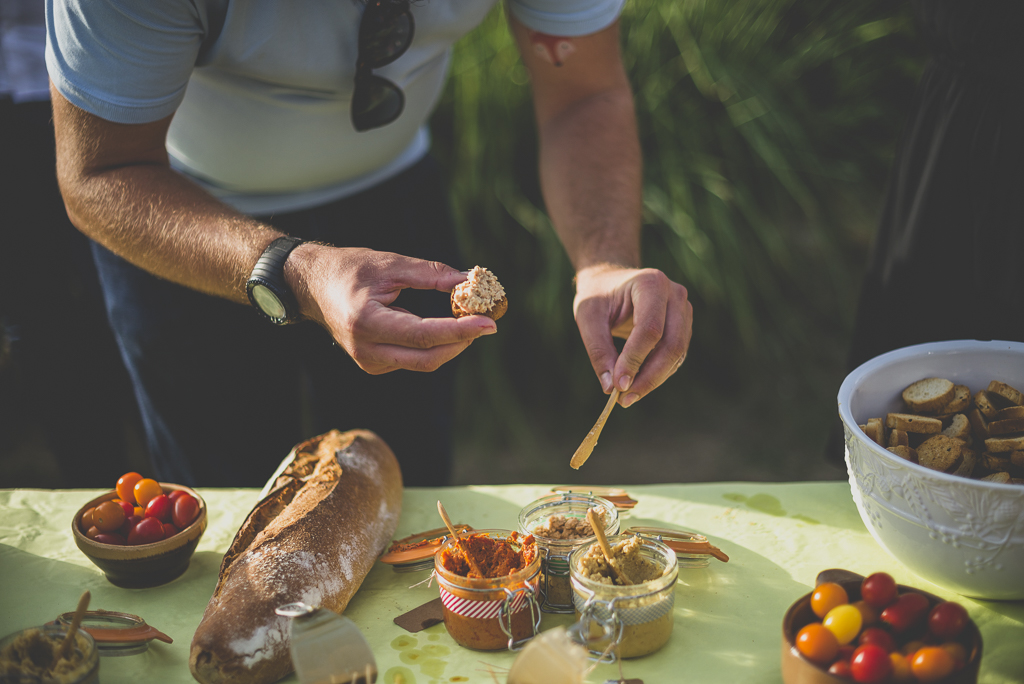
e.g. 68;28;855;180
93;156;460;487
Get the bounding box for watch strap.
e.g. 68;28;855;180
246;236;304;324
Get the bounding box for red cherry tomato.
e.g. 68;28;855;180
127;516;165;545
837;644;856;661
861;572;898;609
162;522;179;538
116;472;144;506
93;533;126;546
134;478;163;509
120;514;143;538
113;499;134;518
80;507;96;533
145;494;173;523
851;644;893;683
811;582;849;619
796;623;840;665
880;592;930;633
910;646;955;682
167;489;187;502
828;659;852;678
858;627;896;653
172;493;199;529
928;601;969;640
94;500;127;533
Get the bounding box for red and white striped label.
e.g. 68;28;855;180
439;586;530;620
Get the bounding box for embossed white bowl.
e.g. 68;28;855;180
838;339;1024;600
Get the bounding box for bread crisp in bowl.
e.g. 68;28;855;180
451;266;507;321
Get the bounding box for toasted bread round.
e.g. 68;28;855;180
937;384;971;414
451;292;507;321
974;390;1011;419
941;413;972;441
980;471;1011;484
886;445;918;463
984;435;1024;453
902;378;955;413
885;413;942;435
916;434;964;473
987;380;1024;407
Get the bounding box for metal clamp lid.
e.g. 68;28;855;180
379;525;474;571
624;526;729;563
550;486;637;510
52;610;172;657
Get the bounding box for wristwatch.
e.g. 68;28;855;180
246;236;304;325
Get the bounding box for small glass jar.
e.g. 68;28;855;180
569;534;678;660
434;529;541;651
518;493;620;613
0;624;100;684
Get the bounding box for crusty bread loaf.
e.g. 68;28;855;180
189;430;403;684
902;378;955;413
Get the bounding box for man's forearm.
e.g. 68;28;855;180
537;83;643;273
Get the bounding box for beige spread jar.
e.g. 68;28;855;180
518;493;620;613
569;534;678;659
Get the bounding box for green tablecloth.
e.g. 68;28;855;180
1;483;1022;684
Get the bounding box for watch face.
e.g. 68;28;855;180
251;284;287;320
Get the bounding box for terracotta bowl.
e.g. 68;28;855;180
782;569;982;684
72;483;207;588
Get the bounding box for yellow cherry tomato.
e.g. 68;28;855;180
811;582;849;619
889;651;913;682
823;604;863;645
133;478;163;509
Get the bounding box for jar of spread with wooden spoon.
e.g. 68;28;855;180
0;624;99;684
569;534;678;659
434;529;541;651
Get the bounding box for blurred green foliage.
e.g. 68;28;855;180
431;0;925;468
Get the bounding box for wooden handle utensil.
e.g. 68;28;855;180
570;388;620;469
437;500;485;578
56;591;90;663
587;508;632;585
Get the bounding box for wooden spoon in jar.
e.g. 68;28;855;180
587;508;633;585
55;591;90;665
437;500;485;578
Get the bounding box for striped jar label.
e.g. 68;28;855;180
439;586;530;620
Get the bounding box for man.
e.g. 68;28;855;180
46;0;692;486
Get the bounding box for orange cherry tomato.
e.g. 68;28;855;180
911;646;955;683
80;507;96;533
116;472;144;506
796;623;840;665
85;525;102;540
133;478;163;509
811;582;849;619
94;500;126;533
889;651;913;682
941;641;967;670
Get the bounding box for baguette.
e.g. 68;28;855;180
189;429;403;684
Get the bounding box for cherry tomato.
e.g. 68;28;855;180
928;601;969;640
162;522;179;539
853;600;878;626
93;533;126;546
85;526;102;540
120;514;143;538
910;646;955;682
823;604;863;645
134;478;163;509
858;627;896;653
889;651;913;682
880;592;930;633
901;640;926;656
828;659;852;678
133;506;145;517
145;494;173;523
116;472;144;506
80;507;96;532
837;644;856;661
113;499;134;518
796;623;840;665
168;489;187;502
851;644;892;683
941;641;967;670
127;516;165;545
94;500;127;533
811;582;849;619
861;572;898;609
172;493;199;529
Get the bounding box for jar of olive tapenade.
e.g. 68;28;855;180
570;534;678;660
518;493;619;613
434;529;541;651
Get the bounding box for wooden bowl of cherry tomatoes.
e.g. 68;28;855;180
782;569;982;684
72;472;207;588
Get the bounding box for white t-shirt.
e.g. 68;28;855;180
45;0;624;214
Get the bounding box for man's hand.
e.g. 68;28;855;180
574;264;692;407
287;245;497;375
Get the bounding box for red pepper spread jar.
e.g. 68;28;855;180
434;529;541;651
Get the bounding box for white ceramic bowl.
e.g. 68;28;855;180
838;339;1024;600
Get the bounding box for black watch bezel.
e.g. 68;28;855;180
246;236;304;325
